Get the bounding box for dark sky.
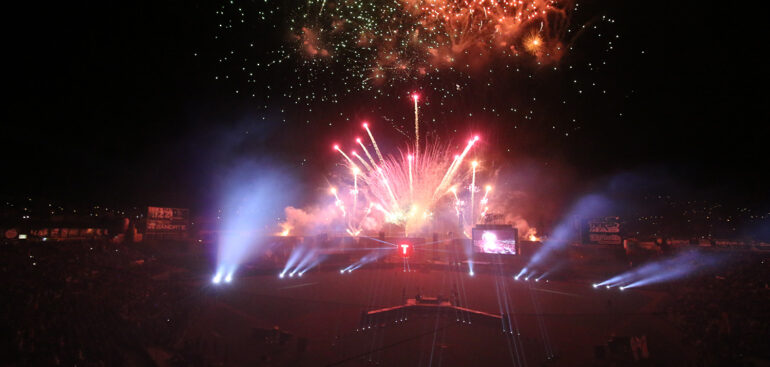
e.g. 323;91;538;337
4;1;768;211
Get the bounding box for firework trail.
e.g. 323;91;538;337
435;136;479;198
377;166;400;208
480;185;492;219
356;137;377;169
363;122;386;164
413;93;420;163
470;160;478;225
408;154;415;199
353;150;374;172
334;145;358;168
352;167;359;229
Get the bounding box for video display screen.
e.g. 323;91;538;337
472;228;518;255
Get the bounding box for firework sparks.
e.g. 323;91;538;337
412;93;420;163
334;145;358;169
408;154;414;200
215;0;580;104
356;137;377;170
352;150;373;172
435;136;479;198
363;122;385;164
450;186;462;218
470;160;478;225
330;120;488;235
330;187;346;216
352;166;360;229
277;92;504;237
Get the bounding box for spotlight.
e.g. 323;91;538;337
298;272;304;277
592;283;598;288
347;269;353;273
211;269;225;284
514;276;520;281
605;285;611;289
619;286;625;291
289;272;295;277
525;277;530;281
225;274;233;283
279;272;285;278
340;269;345;274
534;278;539;282
469;271;475;276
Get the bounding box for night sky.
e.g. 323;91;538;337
4;0;768;214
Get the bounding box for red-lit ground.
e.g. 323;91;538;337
183;266;686;366
8;240;765;366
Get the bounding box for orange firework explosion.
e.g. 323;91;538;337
416;0;569;58
289;0;574;84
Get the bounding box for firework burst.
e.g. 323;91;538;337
339;135;484;236
291;0;573;80
289;94;494;237
212;0;583;104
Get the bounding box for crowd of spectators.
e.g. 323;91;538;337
665;252;770;366
0;240;204;366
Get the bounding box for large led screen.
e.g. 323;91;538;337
472;228;518;255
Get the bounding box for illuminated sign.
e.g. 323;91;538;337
399;243;413;258
145;206;189;240
584;217;622;245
